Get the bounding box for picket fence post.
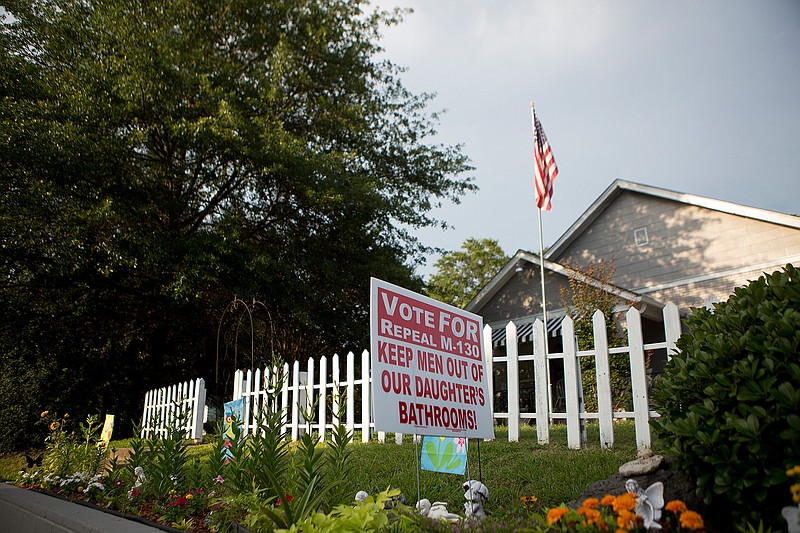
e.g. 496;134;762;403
561;316;582;449
663;302;682;360
346;351;355;433
506;321;520;442
291;360;301;440
332;353;341;428
533;319;549;445
361;349;370;443
592;311;614;449
318;355;327;440
626;307;651;450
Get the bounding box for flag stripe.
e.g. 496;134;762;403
532;107;558;210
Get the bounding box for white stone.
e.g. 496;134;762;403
619;454;664;476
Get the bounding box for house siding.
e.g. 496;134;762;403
478;264;572;326
553;191;800;308
640;266;790;312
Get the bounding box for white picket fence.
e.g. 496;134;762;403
231;303;682;450
141;377;207;442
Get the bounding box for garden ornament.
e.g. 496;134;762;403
134;466;145;488
625;479;664;530
355;490;368;504
783;504;800;533
463;479;489;518
416;498;461;521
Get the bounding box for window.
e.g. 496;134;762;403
634;227;649;247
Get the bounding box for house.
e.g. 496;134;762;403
466;180;800;407
469;179;800;336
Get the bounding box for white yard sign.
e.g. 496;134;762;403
370;278;494;439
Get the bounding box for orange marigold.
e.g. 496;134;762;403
613;492;636;512
665;500;688;514
679;510;705;530
582;497;600;509
578;507;603;525
601;494;616;506
616;509;636;529
547;507;569;525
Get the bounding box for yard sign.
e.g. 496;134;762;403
370;278;494;439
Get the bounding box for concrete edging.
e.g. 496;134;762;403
0;482;164;532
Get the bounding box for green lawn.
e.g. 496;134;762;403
1;421;646;519
342;422;643;516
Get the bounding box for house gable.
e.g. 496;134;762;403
546;180;800;310
467;250;662;329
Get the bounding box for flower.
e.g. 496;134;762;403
665;500;688;514
40;411;49;418
577;506;602;525
185;493;193;500
454;437;466;452
214;475;224;484
49;422;59;431
787;466;800;477
616;509;636;529
613;492;636;513
547;507;569;525
581;497;600;510
275;493;293;506
601;494;616;506
679;510;704;530
791;483;800;504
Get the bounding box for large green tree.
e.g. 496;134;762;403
0;0;474;450
425;238;508;308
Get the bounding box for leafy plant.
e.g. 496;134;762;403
275;487;418;533
39;411;107;477
652;264;800;528
559;259;632;412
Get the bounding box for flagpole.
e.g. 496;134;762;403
537;206;548;353
531;101;552;417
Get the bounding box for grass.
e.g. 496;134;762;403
342;422;643;516
0;421;646;520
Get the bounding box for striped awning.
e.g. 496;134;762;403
489;315;567;347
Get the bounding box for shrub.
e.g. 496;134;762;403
652;264;800;528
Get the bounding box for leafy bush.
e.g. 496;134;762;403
652;264;800;528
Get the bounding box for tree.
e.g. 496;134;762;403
425;238;508;308
0;0;474;450
559;259;631;412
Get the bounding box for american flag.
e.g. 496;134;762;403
532;105;558;210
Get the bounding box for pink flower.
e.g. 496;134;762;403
214;475;225;484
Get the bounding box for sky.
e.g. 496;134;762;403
372;0;800;277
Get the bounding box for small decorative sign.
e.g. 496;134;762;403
223;398;244;461
420;435;468;475
99;414;114;451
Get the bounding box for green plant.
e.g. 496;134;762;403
275;487;418;533
559;259;632;412
144;407;192;499
39;411;107;477
652;264;800;528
